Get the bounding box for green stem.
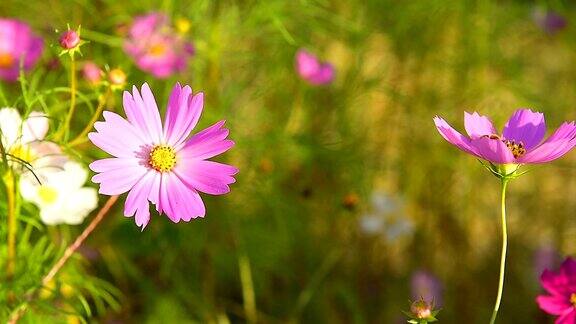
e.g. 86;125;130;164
68;88;110;147
62;57;77;141
489;178;508;324
6;171;17;282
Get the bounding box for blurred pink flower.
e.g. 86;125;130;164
434;109;576;165
295;49;335;86
89;83;237;229
411;270;443;307
0;18;43;81
536;257;576;323
124;13;194;78
82;61;102;84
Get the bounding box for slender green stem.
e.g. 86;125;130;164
61;57;77;141
489;178;508;324
68;88;111;147
6;171;16;276
238;254;257;324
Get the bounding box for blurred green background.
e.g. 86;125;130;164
1;0;576;323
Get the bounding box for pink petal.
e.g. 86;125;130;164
433;116;479;156
464;112;497;139
556;309;576;324
517;122;576;164
178;120;234;159
536;295;571;315
541;269;572;296
89;158;139;173
164;83;203;146
158;174;177;222
502;109;546;150
88;111;147;158
91;166;147;195
124;171;156;229
174;160;238;195
123;83;163;143
470;137;515;164
168;175;205;221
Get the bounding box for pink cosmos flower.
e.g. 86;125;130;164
0;18;43;81
82;61;102;84
295;49;335;86
124;13;194;79
88;83;237;229
536;257;576;324
434;109;576;165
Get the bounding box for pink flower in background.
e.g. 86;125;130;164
295;49;335;86
0;18;43;81
536;257;576;323
124;13;194;78
89;83;237;229
411;270;443;307
434;109;576;165
82;61;102;84
533;8;567;35
59;30;80;49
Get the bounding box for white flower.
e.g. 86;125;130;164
0;107;66;172
20;161;98;225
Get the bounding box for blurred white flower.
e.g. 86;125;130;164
20;161;98;225
358;191;413;242
0;107;66;173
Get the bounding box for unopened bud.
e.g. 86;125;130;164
59;30;80;49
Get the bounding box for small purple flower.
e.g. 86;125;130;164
0;18;43;81
534;245;560;280
536;257;576;323
59;30;80;49
434;109;576;165
411;270;443;307
533;8;567;35
124;12;194;79
295;49;335;86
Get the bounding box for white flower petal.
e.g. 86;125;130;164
0;107;22;148
22;111;49;143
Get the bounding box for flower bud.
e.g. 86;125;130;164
410;300;432;319
59;30;80;49
108;68;126;87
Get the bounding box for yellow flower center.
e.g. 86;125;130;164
38;185;58;204
9;144;36;164
0;52;14;68
482;134;526;158
149;145;176;172
148;43;167;57
503;139;526;158
571;293;576;306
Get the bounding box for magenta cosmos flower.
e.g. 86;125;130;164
124;13;194;79
295;49;335;86
434;109;576;165
0;18;43;81
89;83;237;229
536;257;576;323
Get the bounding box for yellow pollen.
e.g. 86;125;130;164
148;43;167;57
0;52;14;68
38;185;58;204
149;145;176;172
571;293;576;306
503;139;526;158
9;144;35;164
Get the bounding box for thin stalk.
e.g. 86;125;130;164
68;88;110;147
7;195;118;324
238;254;257;324
6;170;17;282
61;57;77;141
489;179;509;324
